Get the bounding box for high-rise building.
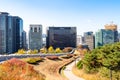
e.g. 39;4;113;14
22;31;27;49
105;23;117;31
84;32;94;50
104;23;118;42
29;24;42;50
0;12;9;53
46;27;76;49
95;29;114;48
118;33;120;42
0;12;23;54
12;16;23;52
77;35;83;45
42;34;46;47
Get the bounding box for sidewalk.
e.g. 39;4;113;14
63;59;84;80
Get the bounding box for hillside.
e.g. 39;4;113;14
76;42;120;80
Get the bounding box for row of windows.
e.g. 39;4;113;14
30;27;41;32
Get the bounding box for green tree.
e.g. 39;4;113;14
77;42;120;79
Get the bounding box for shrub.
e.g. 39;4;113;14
46;56;59;60
77;60;83;69
55;48;62;53
62;47;73;53
22;57;44;64
17;49;26;54
48;46;54;53
62;66;66;70
0;58;45;80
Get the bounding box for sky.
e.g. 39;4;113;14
0;0;120;35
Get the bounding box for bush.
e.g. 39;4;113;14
22;57;44;64
46;56;59;60
62;66;66;70
62;47;73;53
0;58;45;80
55;48;62;53
77;60;83;69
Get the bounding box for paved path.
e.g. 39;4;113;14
63;58;84;80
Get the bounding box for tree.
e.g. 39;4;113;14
55;48;62;53
27;49;38;54
32;49;38;54
48;46;54;53
40;48;47;53
77;42;120;79
17;49;26;54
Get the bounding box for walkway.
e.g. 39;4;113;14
63;58;84;80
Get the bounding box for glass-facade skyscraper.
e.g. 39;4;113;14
95;29;114;48
0;12;9;53
0;12;23;54
46;27;76;49
12;16;23;52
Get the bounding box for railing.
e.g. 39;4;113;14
0;48;76;62
0;53;69;62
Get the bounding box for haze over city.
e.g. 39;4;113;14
0;0;120;35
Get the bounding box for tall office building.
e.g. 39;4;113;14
77;35;83;45
118;33;120;42
22;31;27;49
46;27;76;49
104;23;118;42
12;16;23;52
95;29;114;48
42;34;46;47
0;12;9;53
29;24;42;50
0;12;23;54
84;32;94;50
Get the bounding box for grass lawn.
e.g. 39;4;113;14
72;65;109;80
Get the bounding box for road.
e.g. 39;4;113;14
63;58;84;80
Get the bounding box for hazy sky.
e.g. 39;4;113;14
0;0;120;35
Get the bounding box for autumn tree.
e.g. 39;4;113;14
40;47;47;53
55;48;62;53
48;46;54;53
17;49;26;54
32;49;38;54
27;49;38;54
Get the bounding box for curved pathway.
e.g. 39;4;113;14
63;58;84;80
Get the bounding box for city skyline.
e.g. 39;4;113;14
0;0;120;35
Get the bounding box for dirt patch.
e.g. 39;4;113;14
33;57;74;80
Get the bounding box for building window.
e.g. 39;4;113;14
34;27;37;32
31;27;33;31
